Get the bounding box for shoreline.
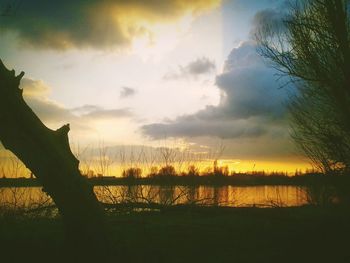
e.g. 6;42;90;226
0;174;349;187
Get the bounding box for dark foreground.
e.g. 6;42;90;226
1;206;349;263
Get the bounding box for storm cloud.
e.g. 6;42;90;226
142;41;290;140
0;0;219;50
250;8;287;37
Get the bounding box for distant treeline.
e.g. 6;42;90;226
1;172;350;187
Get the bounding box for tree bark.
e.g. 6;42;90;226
0;60;108;259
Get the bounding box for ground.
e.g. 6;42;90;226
0;206;349;263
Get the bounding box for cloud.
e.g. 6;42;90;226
25;97;74;124
142;41;290;141
164;57;216;79
19;78;133;135
82;108;133;119
185;57;216;75
250;8;287;38
71;105;102;115
20;78;74;123
218;42;286;119
141;37;295;157
141;115;269;139
120;87;136;98
0;0;219;50
21;78;50;97
71;104;133;119
20;80;134;124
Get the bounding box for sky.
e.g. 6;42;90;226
0;0;311;173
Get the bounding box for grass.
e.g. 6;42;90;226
1;206;349;263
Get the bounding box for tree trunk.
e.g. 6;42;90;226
0;60;108;259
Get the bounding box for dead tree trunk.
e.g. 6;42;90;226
0;60;108;258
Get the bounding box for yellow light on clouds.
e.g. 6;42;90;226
131;14;193;61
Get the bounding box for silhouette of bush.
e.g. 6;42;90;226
158;165;176;177
122;167;142;178
187;165;199;176
213;160;229;176
148;166;159;177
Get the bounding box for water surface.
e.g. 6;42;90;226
0;185;329;209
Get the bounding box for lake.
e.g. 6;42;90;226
0;184;337;210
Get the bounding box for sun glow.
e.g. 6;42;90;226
130;14;193;61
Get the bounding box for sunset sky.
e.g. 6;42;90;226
0;0;310;173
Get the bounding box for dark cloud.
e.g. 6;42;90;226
185;57;216;75
218;42;286;119
141;115;268;139
164;57;216;79
250;8;287;38
142;41;290;140
0;0;219;50
120;87;136;98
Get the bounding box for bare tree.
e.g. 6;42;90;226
0;60;108;258
256;0;350;173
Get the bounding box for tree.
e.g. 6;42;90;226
0;60;108;259
256;0;350;173
122;167;142;178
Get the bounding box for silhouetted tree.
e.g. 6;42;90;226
0;60;108;259
158;165;176;176
122;167;142;178
187;165;199;176
257;0;350;173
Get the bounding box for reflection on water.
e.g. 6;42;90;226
94;185;311;207
0;185;325;209
0;187;52;210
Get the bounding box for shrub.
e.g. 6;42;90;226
122;167;142;178
158;165;176;177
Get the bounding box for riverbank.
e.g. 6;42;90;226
0;206;349;263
